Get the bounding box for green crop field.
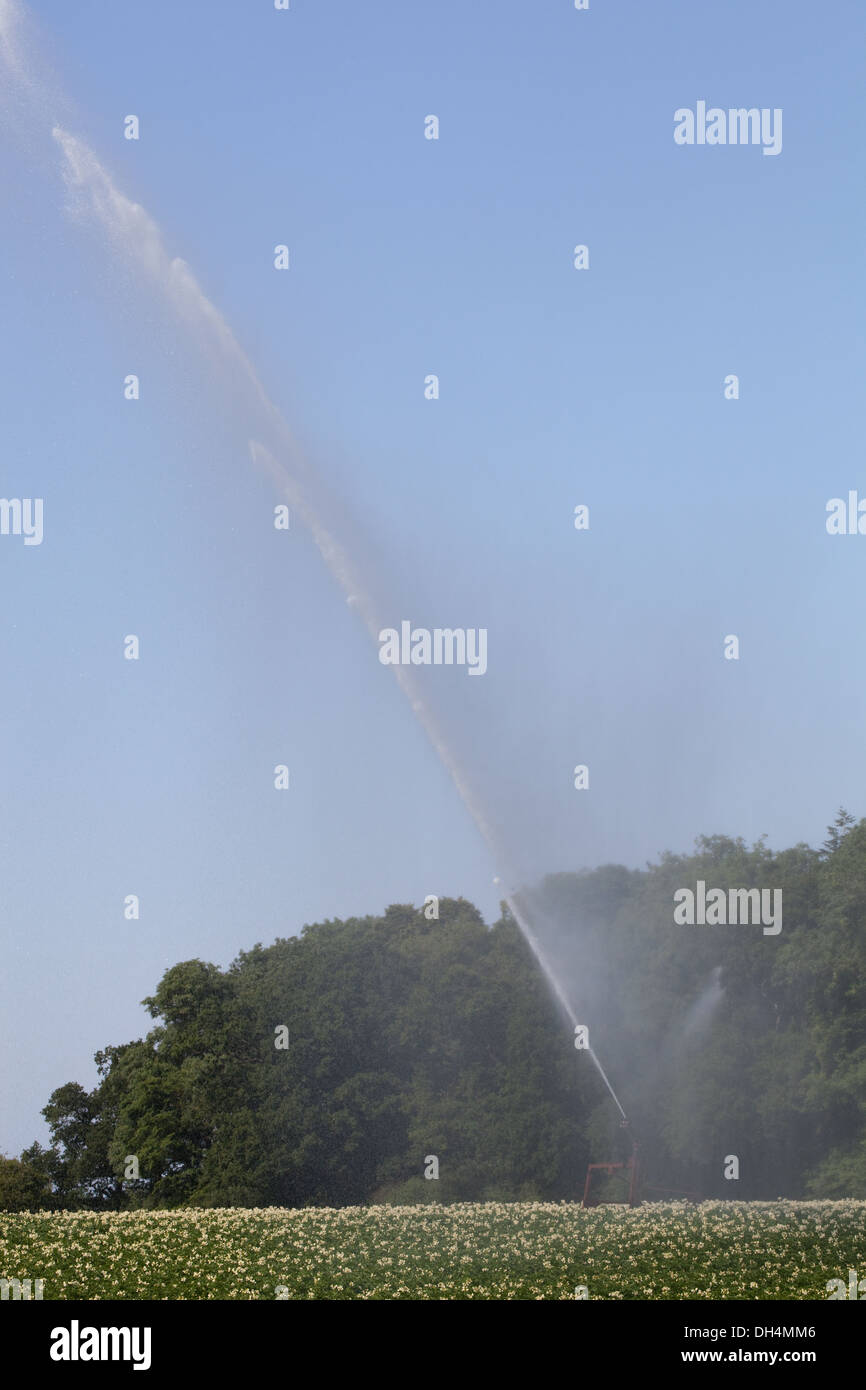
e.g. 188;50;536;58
2;1200;865;1301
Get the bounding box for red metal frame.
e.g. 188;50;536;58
581;1140;641;1208
580;1142;702;1208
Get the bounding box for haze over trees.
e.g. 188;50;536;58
3;811;864;1212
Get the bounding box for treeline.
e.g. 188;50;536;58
3;810;865;1210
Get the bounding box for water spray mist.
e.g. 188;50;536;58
2;0;630;1145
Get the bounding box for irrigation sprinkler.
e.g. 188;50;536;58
581;1120;642;1208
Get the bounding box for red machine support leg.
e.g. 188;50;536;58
581;1135;641;1208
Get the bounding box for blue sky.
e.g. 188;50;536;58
1;0;864;1153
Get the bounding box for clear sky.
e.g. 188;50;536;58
1;0;864;1155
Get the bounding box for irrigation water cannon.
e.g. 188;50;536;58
578;1066;702;1208
580;1095;642;1209
500;885;698;1206
576;1036;641;1207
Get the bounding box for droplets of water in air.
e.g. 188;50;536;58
681;966;725;1039
1;0;633;1125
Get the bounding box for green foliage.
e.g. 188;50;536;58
7;813;866;1209
0;1153;53;1212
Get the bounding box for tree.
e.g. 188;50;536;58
16;812;866;1205
0;1153;53;1211
820;807;856;859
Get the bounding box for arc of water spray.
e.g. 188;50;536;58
1;0;629;1129
505;889;630;1123
258;427;633;1120
587;1047;629;1124
48;121;512;885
